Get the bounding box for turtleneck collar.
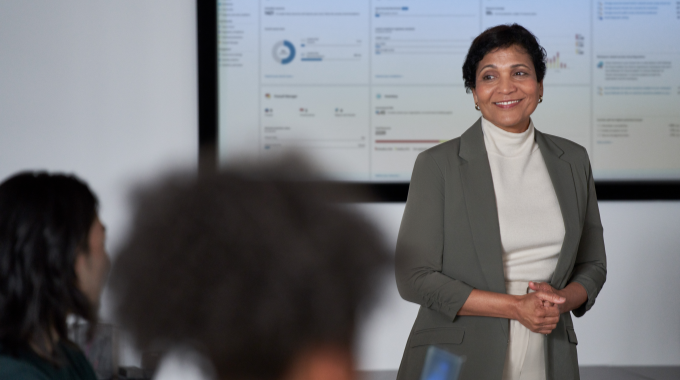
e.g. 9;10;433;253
481;117;536;157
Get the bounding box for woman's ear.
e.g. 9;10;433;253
471;88;478;105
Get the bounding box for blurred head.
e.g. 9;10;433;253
462;24;546;133
0;172;108;358
110;161;389;380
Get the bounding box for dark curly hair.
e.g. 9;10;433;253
0;172;98;361
462;24;547;93
110;161;390;380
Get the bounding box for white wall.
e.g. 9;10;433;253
353;202;680;369
0;1;197;267
0;0;198;366
1;0;678;371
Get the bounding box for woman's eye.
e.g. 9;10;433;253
482;74;495;80
515;71;527;76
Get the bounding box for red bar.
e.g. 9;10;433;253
375;140;441;143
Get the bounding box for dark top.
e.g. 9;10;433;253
0;341;98;380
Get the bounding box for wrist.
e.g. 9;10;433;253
557;303;567;315
554;288;568;314
508;294;522;320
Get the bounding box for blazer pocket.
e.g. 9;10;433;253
566;327;578;345
410;327;465;347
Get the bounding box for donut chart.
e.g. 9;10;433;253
272;40;296;65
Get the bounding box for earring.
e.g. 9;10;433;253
538;96;543;103
475;103;480;111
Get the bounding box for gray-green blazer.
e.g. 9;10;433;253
395;118;607;380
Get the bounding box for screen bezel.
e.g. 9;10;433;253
197;1;680;201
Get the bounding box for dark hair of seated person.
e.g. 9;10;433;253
110;161;390;380
462;23;547;93
0;173;99;369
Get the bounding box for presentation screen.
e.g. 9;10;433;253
217;0;680;182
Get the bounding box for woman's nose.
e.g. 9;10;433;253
497;75;517;94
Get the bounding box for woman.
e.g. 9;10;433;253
0;172;110;380
395;24;606;380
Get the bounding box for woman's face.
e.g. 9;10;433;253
75;217;111;307
471;45;543;133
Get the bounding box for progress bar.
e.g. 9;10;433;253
375;139;445;144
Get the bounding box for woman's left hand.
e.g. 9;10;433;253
528;281;588;315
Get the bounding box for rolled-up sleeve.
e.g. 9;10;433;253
570;160;607;317
395;152;473;321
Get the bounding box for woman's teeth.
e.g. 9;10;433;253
494;100;521;105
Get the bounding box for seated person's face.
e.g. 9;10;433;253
75;217;110;307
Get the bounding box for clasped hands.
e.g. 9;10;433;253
458;281;586;334
514;281;565;335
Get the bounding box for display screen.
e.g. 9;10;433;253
217;0;680;182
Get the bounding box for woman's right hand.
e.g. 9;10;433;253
513;291;565;334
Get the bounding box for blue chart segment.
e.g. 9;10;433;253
272;40;296;65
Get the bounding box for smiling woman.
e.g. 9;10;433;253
462;24;547;133
471;46;543;133
394;24;606;380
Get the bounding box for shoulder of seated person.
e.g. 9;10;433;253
0;355;51;380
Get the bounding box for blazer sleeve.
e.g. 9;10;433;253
395;151;473;321
570;158;607;317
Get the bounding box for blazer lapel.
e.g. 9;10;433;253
458;119;507;297
535;130;581;289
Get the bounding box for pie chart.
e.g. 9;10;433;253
272;40;296;65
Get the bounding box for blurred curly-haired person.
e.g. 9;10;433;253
0;172;110;380
109;163;390;380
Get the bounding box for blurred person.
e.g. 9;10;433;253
109;161;390;380
395;24;606;380
0;172;110;380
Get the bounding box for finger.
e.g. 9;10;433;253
542;308;560;318
541;304;560;316
537;323;558;332
532;313;557;325
528;281;545;292
534;301;558;316
529;281;551;292
547;316;560;324
533;310;559;324
536;328;554;335
539;317;560;326
535;324;557;334
536;291;565;304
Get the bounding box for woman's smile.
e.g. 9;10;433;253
493;98;523;108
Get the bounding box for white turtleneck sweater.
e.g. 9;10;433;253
482;117;565;380
482;118;565;283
